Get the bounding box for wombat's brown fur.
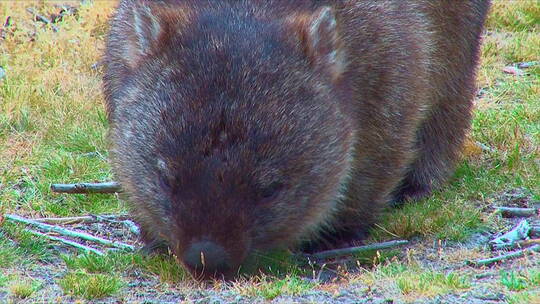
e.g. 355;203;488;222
104;0;490;279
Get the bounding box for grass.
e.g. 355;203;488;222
58;271;124;300
0;224;53;266
235;275;316;300
63;252;189;283
500;268;540;292
506;291;540;304
0;273;11;287
0;0;538;302
357;262;471;299
134;254;189;283
8;278;42;299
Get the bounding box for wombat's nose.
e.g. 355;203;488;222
183;241;230;277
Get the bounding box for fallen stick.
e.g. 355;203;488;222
34;214;140;236
308;240;409;260
34;215;97;224
25;229;104;256
26;8;59;32
121;219;141;236
4;214;134;251
51;182;121;194
50;5;78;23
35;214;126;224
468;244;540;267
495;207;537;218
490;219;531;250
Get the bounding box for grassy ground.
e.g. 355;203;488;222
0;0;538;303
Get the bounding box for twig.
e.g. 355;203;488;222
0;16;11;40
3;16;11;28
50;5;78;23
121;220;141;236
34;214;140;236
51;182;121;194
35;214;125;224
517;239;540;247
4;214;134;251
26;8;59;32
25;229;104;256
34;215;97;224
490;219;531;250
308;240;409;260
467;245;540;267
495;207;537;218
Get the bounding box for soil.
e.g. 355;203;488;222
1;188;539;303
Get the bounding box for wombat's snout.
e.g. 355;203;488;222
183;241;231;278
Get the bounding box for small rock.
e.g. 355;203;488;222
0;66;5;80
471;288;505;301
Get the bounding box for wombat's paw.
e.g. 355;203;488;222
300;229;370;253
391;182;432;207
139;239;170;255
138;228;170;255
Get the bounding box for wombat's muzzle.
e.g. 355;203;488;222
183;240;232;279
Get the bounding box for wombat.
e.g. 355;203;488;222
104;0;491;279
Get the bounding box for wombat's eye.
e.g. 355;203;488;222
260;182;284;201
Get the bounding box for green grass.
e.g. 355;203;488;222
500;268;540;292
395;271;471;295
8;278;42;299
58;271;124;300
137;253;189;283
358;262;472;298
506;291;540;304
62;253;133;273
0;225;53;266
63;252;189;283
237;275;316;300
0;273;11;287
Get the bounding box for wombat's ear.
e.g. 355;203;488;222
121;0;180;68
132;2;162;54
290;7;346;81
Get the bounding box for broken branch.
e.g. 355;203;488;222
308;240;409;260
495;207;537;217
51;182;121;194
4;214;134;251
490;219;531;250
34;214;139;236
25;229;104;256
468;244;540;267
34;215;97;225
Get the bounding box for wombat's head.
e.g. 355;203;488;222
106;1;355;280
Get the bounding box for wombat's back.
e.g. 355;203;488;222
320;0;491;246
103;0;491;275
